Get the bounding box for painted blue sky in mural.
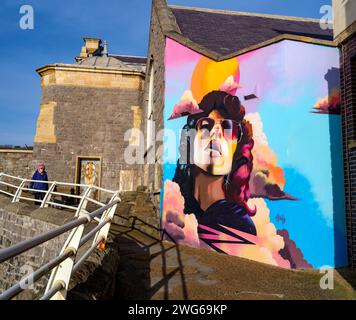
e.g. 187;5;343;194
244;41;348;267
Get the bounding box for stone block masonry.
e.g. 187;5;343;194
142;1;167;207
0;196;72;299
0;150;35;179
33;84;145;193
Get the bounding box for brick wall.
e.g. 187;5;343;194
33;84;145;194
340;32;356;268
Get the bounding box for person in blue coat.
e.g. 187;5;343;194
29;163;49;205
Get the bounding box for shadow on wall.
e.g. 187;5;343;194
113;218;188;300
325;67;349;268
66;217;188;300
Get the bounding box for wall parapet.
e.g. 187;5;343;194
0;149;33;154
0;196;71;299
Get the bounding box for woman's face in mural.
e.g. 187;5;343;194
193;110;238;175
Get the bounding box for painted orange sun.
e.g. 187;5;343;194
191;56;240;103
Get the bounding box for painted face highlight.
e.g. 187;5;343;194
193;110;238;175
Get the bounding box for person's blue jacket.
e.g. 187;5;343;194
29;170;49;194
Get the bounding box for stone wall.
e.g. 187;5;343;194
142;0;167;207
333;0;356;39
0;150;34;179
111;189;160;239
33;84;146;194
340;32;356;268
0;196;72;299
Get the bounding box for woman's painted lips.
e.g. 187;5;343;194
205;140;222;157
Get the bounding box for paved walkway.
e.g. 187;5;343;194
110;225;356;300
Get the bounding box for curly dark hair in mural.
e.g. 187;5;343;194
173;90;257;237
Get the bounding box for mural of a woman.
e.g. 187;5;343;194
163;90;257;252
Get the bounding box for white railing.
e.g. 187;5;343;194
0;172;120;300
0;172;116;216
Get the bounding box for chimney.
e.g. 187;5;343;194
75;37;102;62
102;40;108;57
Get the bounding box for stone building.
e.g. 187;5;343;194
33;38;148;193
333;0;356;268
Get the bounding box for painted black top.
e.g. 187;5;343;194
187;196;257;237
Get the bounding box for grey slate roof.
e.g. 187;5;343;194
111;55;147;65
170;6;333;56
76;54;146;72
110;55;147;72
77;56;126;68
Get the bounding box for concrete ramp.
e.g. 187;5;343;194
66;223;356;300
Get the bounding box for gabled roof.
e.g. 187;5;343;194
153;0;335;61
171;6;333;56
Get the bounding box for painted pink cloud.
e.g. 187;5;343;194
168;90;204;120
162;180;200;247
246;113;297;201
312;87;341;115
219;75;241;94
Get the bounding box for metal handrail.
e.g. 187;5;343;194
18;187;47;193
44;191;120;300
0;190;120;300
50;191;83;199
0;172;117;215
0;172;112;190
0;173;121;300
0;190;13;197
0;173;23;180
17;197;43;203
44;201;78;211
0;172;118;193
85;196;105;207
40;282;64;300
72;237;104;273
0;181;18;188
79;217;112;248
0;199;120;264
0;250;74;300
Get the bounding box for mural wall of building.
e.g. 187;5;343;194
161;37;348;269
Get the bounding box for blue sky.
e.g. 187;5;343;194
0;0;331;146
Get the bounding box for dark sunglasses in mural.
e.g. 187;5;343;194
195;117;243;142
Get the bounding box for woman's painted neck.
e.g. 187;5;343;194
193;166;225;211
